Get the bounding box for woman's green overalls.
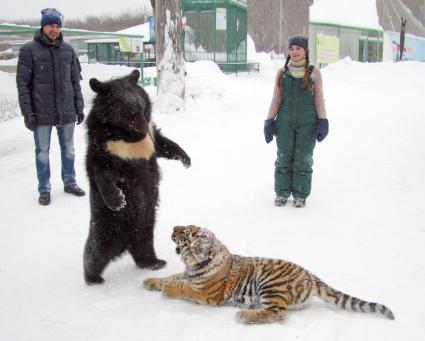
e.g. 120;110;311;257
274;70;317;199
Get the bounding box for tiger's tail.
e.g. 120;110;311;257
313;277;395;320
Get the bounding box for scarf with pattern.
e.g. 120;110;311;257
288;59;306;78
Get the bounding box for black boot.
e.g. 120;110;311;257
39;192;51;206
64;184;86;197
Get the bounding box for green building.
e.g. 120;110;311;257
309;21;384;66
85;22;155;67
182;0;250;72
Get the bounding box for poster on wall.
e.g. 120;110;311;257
149;15;155;41
316;35;340;64
386;31;425;61
216;8;226;31
119;37;143;53
119;37;132;53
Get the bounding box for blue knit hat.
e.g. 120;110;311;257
288;35;308;50
40;8;62;27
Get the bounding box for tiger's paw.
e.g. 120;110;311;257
236;309;287;324
143;278;162;291
161;282;179;299
236;310;258;324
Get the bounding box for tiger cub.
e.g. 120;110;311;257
143;225;395;324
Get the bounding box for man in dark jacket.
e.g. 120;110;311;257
16;8;86;205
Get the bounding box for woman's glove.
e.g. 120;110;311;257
264;119;275;144
316;118;329;142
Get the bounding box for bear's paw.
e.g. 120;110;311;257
179;153;191;168
105;189;127;211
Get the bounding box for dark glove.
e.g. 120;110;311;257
76;112;85;125
316;118;329;142
264;119;275;144
24;113;37;131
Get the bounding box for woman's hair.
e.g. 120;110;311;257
276;49;311;91
302;49;311;90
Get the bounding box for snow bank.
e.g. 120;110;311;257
1;54;425;341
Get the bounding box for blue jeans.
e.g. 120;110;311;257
34;123;76;193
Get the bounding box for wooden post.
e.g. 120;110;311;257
398;17;407;61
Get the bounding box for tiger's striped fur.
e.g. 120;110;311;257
143;225;395;324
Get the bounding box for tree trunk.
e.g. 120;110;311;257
154;0;185;114
247;0;311;54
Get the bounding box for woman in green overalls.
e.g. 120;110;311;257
264;36;329;208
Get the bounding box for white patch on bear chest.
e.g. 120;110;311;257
106;122;155;160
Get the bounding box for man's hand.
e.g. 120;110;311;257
77;112;85;125
24;113;37;131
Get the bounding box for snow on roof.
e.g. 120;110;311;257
85;22;151;44
117;22;150;39
310;0;381;30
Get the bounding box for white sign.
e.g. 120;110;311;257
216;8;226;31
131;38;143;53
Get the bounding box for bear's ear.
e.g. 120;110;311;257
128;70;140;85
89;78;108;94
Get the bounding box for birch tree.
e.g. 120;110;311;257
152;0;186;114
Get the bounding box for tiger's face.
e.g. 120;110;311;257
172;225;215;266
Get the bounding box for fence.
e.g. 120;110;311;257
182;0;251;73
0;67;20;122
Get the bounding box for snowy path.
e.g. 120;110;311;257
1;59;425;341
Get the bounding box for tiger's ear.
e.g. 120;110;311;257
172;226;185;241
173;226;186;235
198;228;214;239
194;229;214;262
89;78;108;94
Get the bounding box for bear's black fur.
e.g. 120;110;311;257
83;70;191;285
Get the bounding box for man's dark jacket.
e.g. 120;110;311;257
16;29;84;126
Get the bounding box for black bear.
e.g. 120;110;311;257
83;70;191;285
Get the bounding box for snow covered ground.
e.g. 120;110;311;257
1;56;425;340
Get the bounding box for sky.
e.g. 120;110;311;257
0;0;153;21
1;52;425;340
1;0;380;29
310;0;380;28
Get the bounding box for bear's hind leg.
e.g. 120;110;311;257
129;240;166;270
83;230;125;285
129;223;166;270
128;194;166;270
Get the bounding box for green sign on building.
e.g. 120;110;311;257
316;35;340;64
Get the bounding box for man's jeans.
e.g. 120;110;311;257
34;123;76;193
